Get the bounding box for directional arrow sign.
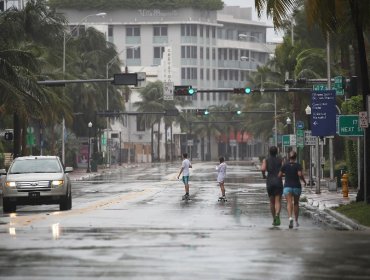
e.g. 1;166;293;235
311;90;336;137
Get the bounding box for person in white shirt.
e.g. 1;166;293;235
216;157;227;200
177;153;192;200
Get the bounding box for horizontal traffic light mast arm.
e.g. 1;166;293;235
205;110;284;114
38;78;113;86
190;121;241;124
196;88;312;93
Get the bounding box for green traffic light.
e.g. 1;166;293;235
244;87;251;94
204;110;209;115
188;87;197;95
236;110;242;115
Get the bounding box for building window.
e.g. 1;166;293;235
206;69;210;80
213;69;216;81
127;47;140;59
206;48;210;60
108;25;113;37
206;26;210;38
126;26;140;37
153;25;167;36
200;68;204;80
154;46;165;59
212;48;216;60
136;115;145;131
200;25;203;37
181;24;197;36
212;27;216;38
181;46;197;59
200;47;204;60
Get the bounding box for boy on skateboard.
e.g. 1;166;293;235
216;156;227;201
177;153;192;200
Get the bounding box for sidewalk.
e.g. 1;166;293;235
301;185;366;230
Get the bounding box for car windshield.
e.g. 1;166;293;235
9;159;63;174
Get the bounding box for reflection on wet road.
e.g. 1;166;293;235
1;161;370;279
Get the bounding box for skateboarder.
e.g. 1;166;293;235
177;153;192;200
216;156;227;201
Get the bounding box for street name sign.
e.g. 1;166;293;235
359;111;368;128
304;130;316;146
311;90;336;137
338;115;364;136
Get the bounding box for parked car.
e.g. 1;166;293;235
0;156;73;213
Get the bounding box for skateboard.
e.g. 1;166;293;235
218;197;227;202
182;195;190;201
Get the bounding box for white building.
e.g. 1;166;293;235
59;5;273;162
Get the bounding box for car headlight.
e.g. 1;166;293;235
51;180;64;187
5;181;16;187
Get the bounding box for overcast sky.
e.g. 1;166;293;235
223;0;284;43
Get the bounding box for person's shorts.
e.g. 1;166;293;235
283;187;302;196
267;185;283;197
182;176;189;184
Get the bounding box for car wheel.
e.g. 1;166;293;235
59;189;72;211
3;198;16;213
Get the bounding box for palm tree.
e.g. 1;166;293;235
135;81;165;161
0;0;66;157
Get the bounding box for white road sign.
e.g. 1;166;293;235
163;82;174;100
359;111;368;128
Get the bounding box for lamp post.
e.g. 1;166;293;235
62;12;106;165
286;117;292;155
305;105;313;188
87;122;93;173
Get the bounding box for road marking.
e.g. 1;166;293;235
7;189;154;227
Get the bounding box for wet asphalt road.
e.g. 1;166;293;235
0;161;370;280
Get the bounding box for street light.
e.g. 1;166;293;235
286;117;292;133
61;12;106;165
87;121;93;173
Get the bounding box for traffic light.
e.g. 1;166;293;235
174;85;196;96
284;79;295;86
233;87;252;94
4;132;14;141
195;109;209;116
296;78;307;85
348;76;358;97
233;110;242;116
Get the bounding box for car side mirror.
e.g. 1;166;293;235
65;167;73;173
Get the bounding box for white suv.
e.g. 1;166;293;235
0;156;73;213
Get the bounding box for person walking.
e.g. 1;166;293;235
278;150;307;229
261;146;283;226
216;156;227;201
177;153;192;200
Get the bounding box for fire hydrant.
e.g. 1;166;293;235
341;173;349;198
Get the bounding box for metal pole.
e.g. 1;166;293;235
358;137;361;192
316;138;321;194
87;125;91;173
327;32;334;181
62;32;66;164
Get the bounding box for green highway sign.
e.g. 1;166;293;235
296;129;304;148
334;76;345;96
312;79;344;96
338;115;364;136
